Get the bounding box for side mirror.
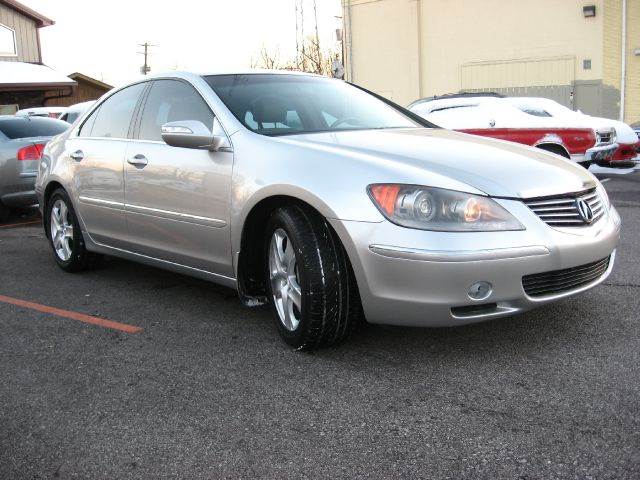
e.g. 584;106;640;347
161;118;230;151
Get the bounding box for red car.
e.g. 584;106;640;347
409;94;627;168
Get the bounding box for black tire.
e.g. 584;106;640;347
264;205;362;350
0;202;10;223
45;188;102;272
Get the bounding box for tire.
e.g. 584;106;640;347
45;188;102;272
0;202;10;223
264;205;362;350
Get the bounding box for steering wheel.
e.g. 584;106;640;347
329;117;363;129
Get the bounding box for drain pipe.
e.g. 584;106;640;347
620;0;627;121
343;0;353;82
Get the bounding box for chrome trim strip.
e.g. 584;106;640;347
450;304;522;320
125;203;227;228
19;172;37;178
369;244;550;262
78;196;124;210
77;196;226;228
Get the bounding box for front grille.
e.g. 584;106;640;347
524;189;604;227
522;256;610;297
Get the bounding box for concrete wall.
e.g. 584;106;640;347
0;4;40;63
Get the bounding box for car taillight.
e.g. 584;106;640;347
17;143;46;161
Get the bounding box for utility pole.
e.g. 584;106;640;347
138;42;156;75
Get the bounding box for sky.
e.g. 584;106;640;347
26;0;342;88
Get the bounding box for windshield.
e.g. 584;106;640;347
204;74;421;136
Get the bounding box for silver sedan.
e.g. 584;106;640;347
0;115;69;221
36;72;620;349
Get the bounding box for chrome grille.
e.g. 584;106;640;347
524;189;604;227
522;256;610;297
596;129;614;145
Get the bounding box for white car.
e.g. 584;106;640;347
15;106;68;120
59;101;96;124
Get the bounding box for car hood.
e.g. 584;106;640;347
280;128;596;198
580;116;638;144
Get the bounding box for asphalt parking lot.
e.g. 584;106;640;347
0;173;638;480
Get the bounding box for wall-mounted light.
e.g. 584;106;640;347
634;48;640;56
583;5;596;17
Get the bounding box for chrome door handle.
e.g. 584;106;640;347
70;150;84;162
127;154;148;168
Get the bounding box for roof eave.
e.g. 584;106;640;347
0;0;54;28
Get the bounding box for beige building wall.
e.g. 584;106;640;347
421;0;603;97
345;0;422;102
603;0;640;125
344;0;639;122
0;3;40;63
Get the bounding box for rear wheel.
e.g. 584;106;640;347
264;205;362;350
46;188;102;272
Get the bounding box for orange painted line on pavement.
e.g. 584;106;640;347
0;294;142;334
0;220;41;229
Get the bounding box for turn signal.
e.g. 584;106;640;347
369;184;400;215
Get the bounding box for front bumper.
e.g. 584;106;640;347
571;143;618;165
329;199;621;327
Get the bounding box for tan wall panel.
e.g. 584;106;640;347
461;56;575;90
347;0;421;104
623;0;640;124
421;0;604;96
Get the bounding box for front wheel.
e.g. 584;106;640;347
265;205;362;350
46;188;102;272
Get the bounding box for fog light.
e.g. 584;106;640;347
468;281;493;300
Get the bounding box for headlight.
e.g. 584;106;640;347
368;184;525;232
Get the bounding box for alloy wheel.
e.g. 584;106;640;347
269;228;302;331
50;198;74;261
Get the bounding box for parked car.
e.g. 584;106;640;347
503;97;640;168
59;101;96;124
409;96;619;167
0;116;69;221
36;72;620;349
15;106;68;120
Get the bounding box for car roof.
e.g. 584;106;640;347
147;69;322;80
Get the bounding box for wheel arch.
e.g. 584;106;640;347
235;192;356;307
535;142;571;159
42;180;66;238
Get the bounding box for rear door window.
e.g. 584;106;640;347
80;82;146;139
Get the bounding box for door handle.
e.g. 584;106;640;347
70;150;84;162
127;154;148;168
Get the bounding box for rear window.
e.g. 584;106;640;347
0;117;69;140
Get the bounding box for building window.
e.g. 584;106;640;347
583;59;592;70
0;24;17;56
